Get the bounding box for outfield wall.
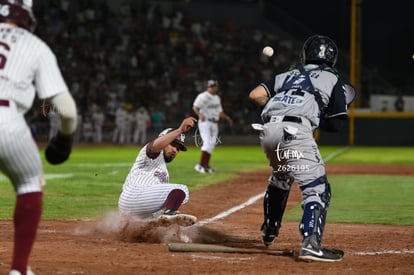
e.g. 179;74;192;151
224;115;414;146
370;95;414;112
316;119;414;146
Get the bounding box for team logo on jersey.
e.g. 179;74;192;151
271;94;303;105
154;170;168;183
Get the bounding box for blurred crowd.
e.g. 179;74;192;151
27;0;299;144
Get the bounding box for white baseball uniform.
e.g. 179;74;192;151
91;109;105;143
112;107;128;144
118;142;190;218
0;23;76;194
133;107;150;144
192;90;223;153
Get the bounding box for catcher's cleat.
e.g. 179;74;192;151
261;223;278;246
298;236;343;262
322;248;344;258
160;209;197;225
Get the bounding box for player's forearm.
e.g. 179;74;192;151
192;106;201;117
249;86;269;107
192;106;205;120
219;112;232;124
250;96;269;107
152;128;182;152
50;91;78;135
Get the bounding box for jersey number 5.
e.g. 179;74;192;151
0;41;10;69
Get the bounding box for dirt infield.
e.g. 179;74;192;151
1;164;413;274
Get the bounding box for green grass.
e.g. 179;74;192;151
0;146;269;219
1;145;414;225
284;175;414;225
328;146;414;164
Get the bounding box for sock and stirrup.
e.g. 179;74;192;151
199;151;211;167
11;192;43;274
164;189;185;212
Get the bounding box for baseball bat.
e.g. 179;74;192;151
168;243;295;256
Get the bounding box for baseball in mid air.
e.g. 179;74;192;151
262;46;274;57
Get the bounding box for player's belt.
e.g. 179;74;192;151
282;116;302;123
265;115;302;124
0;99;9;107
207;118;219;123
265;115;312;130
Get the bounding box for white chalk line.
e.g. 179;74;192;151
0;161;126;181
0;173;73;181
350;249;414;256
324;146;351;162
71;163;131;167
196;192;265;226
190;249;414;257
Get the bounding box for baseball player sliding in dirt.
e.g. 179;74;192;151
249;35;355;262
118;117;198;224
0;1;78;274
192;80;233;173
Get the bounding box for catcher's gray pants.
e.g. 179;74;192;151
258;120;326;206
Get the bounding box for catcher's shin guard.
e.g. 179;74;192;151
262;175;292;239
299;176;332;244
299;202;327;244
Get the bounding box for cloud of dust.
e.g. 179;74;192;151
73;211;236;244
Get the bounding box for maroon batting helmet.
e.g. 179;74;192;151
0;0;36;32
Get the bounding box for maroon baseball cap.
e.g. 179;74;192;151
158;128;187;151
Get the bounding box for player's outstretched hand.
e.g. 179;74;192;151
45;132;74;165
227;116;234;127
179;117;197;133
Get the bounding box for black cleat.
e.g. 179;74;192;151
298;236;343;262
261;223;278;246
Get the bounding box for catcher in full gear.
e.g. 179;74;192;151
249;35;355;262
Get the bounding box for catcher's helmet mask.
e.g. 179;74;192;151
158;128;187;151
0;0;37;32
301;35;338;67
